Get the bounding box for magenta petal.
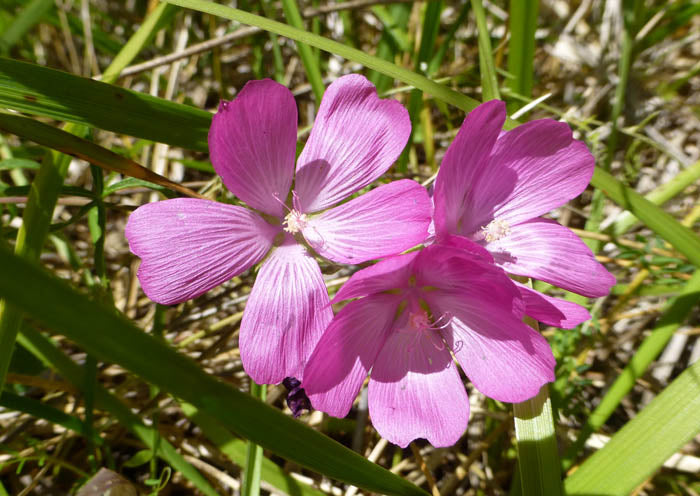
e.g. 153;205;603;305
239;236;332;384
302;179;431;264
489;218;616;297
427;289;555;402
294;75;411;213
433;100;505;236
125;199;278;305
368;329;469;448
472;120;595;227
208;79;297;217
303;294;400;417
514;281;591;329
332;252;418;302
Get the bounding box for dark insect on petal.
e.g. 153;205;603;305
283;377;312;418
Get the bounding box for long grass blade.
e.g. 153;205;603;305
564;357;700;495
471;0;500;101
0;247;429;496
506;0;538;110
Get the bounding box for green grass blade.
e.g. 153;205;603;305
610;159;700;235
280;0;325;104
0;391;104;446
564;357;700;495
507;0;538;110
17;327;220;496
563;269;700;468
180;403;327;496
471;0;500;101
0;248;428;496
164;0;495;119
0;0;54;54
0;112;205;199
590;168;700;266
0;58;211;152
242;381;266;496
513;386;562;496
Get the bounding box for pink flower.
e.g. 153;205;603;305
125;75;432;384
432;100;615;329
302;245;555;447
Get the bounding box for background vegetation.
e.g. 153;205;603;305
0;0;698;494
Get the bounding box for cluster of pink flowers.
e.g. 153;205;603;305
125;75;614;448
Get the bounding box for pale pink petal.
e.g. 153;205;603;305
294;74;410;213
303;294;400;417
426;290;555;403
433;100;505;236
368;328;469;448
125;199;278;305
208;79;297;217
302;180;431;264
488;218;616;297
513;281;591;329
239;235;332;385
469;120;595;228
332;252;418;302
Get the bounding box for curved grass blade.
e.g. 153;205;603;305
0;112;206;199
0;248;429;496
0;0;54;54
164;0;503;122
0;57;211;152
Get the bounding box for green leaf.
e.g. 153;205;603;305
0;158;40;170
590;168;700;267
471;0;500;101
0;0;54;54
507;0;538;110
0;247;428;496
123;449;155;468
564;357;700;495
0;57;211;152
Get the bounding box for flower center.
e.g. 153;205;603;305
283;210;308;233
480;219;511;242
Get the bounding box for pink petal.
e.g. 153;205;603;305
294;74;410;213
368;328;469;448
427;290;555;403
470;120;595;228
488;218;616;297
302;179;431;264
437;233;494;263
332;252;418;302
413;245;522;316
208;79;297;217
239;235;333;384
125;199;278;305
303;294;400;417
433;100;505;236
514;281;591;329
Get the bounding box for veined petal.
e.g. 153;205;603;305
488;218;616;297
332;252;418;302
239;235;332;384
368;328;469;448
302;180;431;264
469;120;594;228
125;199;278;305
433;100;505;236
513;281;591;329
294;74;410;213
428;290;555;403
208;79;297;217
303;294;400;417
